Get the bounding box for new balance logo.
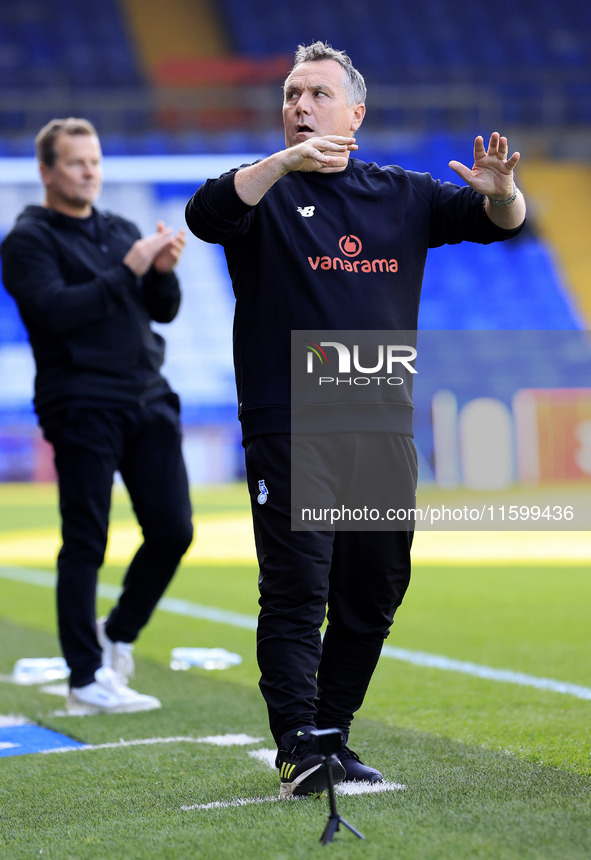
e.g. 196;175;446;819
297;206;315;218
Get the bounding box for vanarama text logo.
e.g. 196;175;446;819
308;235;398;274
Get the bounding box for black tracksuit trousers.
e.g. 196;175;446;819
245;433;416;746
42;393;194;688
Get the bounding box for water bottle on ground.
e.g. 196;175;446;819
170;647;242;671
13;657;70;685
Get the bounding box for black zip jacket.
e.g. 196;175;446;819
1;205;181;420
186;158;524;441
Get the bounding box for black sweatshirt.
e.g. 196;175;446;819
185;158;524;442
1;205;181;420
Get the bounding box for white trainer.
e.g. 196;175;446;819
66;666;161;715
96;617;135;683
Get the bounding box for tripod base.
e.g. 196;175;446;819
320;813;365;845
319;752;365;844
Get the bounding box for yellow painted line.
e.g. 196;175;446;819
0;514;256;567
0;528;61;565
411;529;590;564
0;484;59;505
0;514;588;566
520;161;591;325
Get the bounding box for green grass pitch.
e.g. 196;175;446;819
0;482;589;859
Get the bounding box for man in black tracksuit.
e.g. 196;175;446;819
185;42;526;797
1;118;194;714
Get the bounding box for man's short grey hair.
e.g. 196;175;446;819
35;117;98;167
289;41;366;106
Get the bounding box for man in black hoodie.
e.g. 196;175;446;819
185;42;526;797
1;118;194;714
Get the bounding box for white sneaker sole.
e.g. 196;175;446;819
66;695;161;716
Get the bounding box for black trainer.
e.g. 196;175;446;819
276;725;346;798
339;746;384;783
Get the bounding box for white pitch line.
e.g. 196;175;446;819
0;715;31;727
182;795;281;811
181;781;406;811
380;646;591;700
197;734;263;746
0;566;257;630
36;734;263;756
338;780;406;795
2;565;590;701
248;748;276;768
1;716;407;803
247;749;407;796
2;725;406;800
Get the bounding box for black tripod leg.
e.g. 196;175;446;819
319;755;365;844
320;816;341;845
338;817;365;840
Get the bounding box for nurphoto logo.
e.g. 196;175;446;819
305;340;418;384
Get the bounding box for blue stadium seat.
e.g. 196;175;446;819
0;276;28;343
0;0;145;93
215;0;590;127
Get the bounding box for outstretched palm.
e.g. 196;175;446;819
449;132;520;199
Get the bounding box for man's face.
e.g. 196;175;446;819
282;59;364;148
40;132;102;216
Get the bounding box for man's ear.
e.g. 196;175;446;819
39;162;51;189
351;104;366;133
